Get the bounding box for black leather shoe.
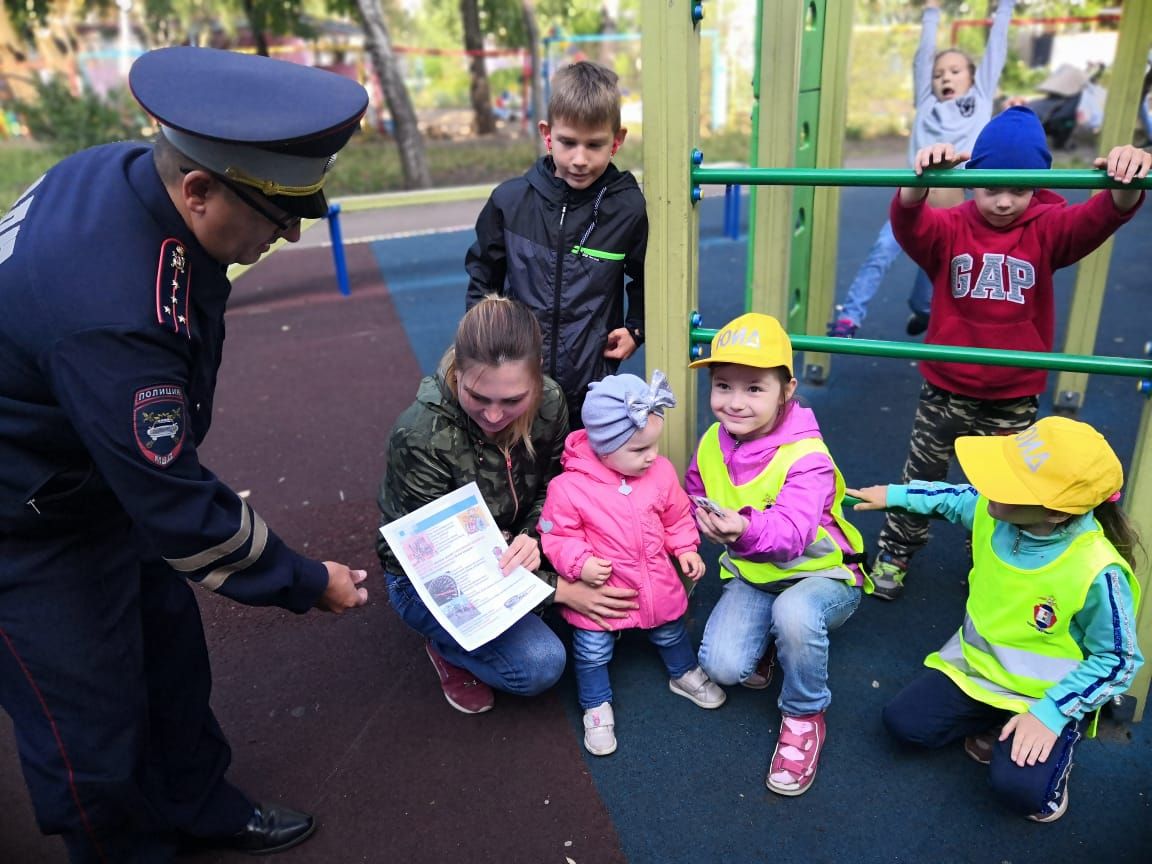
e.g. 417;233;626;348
230;803;316;855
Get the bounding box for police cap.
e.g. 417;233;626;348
130;46;369;219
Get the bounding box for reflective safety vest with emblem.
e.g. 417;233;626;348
925;498;1140;723
695;424;867;590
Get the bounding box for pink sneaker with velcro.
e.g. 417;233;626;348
766;711;826;796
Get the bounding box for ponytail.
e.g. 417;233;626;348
1094;500;1144;571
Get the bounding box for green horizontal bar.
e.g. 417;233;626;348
690;166;1152;191
689;328;1152;378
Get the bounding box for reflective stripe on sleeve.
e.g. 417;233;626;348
200;510;269;591
164;502;253;573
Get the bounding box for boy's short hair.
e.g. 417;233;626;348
548;61;621;132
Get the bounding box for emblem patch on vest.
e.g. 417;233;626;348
134;385;186;467
1030;596;1059;633
155;238;191;337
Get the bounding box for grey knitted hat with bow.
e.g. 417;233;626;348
582;370;676;455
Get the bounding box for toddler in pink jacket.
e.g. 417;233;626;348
539;371;725;756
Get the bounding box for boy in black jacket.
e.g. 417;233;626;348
465;61;648;425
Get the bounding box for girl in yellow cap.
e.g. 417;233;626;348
848;416;1143;822
687;313;869;796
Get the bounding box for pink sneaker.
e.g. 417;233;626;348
425;640;494;714
766;711;826;796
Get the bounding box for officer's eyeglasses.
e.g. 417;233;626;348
180;167;302;232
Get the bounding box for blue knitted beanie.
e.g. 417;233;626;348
966;106;1052;171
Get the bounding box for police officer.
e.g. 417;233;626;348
0;47;370;861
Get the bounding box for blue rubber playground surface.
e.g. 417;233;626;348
1;188;1150;863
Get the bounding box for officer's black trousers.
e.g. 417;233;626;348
0;516;251;862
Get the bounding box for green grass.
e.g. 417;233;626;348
0;141;57;208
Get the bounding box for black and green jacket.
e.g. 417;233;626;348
376;372;568;597
464;156;647;420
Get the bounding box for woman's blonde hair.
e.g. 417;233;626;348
441;295;544;456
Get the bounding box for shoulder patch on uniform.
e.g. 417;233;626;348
155;238;191;337
134;385;186;467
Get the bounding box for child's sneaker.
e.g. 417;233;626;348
1028;783;1070;823
963;729;999;765
424;640;495;714
669;666;727;709
582;702;617;756
742;644;777;690
826;317;859;338
766;711;826;796
869;552;909;601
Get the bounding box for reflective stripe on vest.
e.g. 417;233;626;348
695;423;866;589
925;498;1138;715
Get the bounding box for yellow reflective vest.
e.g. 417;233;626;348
695;424;866;590
926;498;1140;720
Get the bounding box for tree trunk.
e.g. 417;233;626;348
520;0;544;152
241;0;269;57
353;0;431;189
460;0;496;135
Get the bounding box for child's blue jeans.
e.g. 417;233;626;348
883;668;1080;817
571;618;698;710
386;572;566;696
698;575;861;716
839;219;933;325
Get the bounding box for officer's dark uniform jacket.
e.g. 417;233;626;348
0;142;327;610
464;156;647;415
377;371;567;598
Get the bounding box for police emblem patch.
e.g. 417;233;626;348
134;385;186;467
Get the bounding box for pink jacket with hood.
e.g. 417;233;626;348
685;402;864;586
539;429;700;631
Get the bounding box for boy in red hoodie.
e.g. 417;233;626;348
869;106;1150;600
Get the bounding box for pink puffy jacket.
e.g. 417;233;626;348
539;430;700;631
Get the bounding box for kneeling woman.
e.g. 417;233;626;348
377;295;639;713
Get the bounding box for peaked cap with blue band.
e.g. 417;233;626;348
130;47;369;219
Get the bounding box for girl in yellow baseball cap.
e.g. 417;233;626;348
848;416;1142;823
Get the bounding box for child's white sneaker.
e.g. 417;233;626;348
582;702;617;756
669;666;727;709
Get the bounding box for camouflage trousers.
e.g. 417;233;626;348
877;381;1038;560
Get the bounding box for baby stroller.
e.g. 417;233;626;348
1027;63;1106;150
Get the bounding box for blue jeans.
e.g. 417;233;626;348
386;573;566;696
698;576;861;716
571;619;698;709
838;219;933;325
883;669;1080;817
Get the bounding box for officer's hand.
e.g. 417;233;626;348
318;562;369;613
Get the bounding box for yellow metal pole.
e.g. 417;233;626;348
1052;1;1152;412
640;0;700;473
747;2;803;319
1124;389;1152;721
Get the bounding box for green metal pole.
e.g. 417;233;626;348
689;328;1152;378
691;167;1152;191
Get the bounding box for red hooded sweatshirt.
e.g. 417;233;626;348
890;188;1142;399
